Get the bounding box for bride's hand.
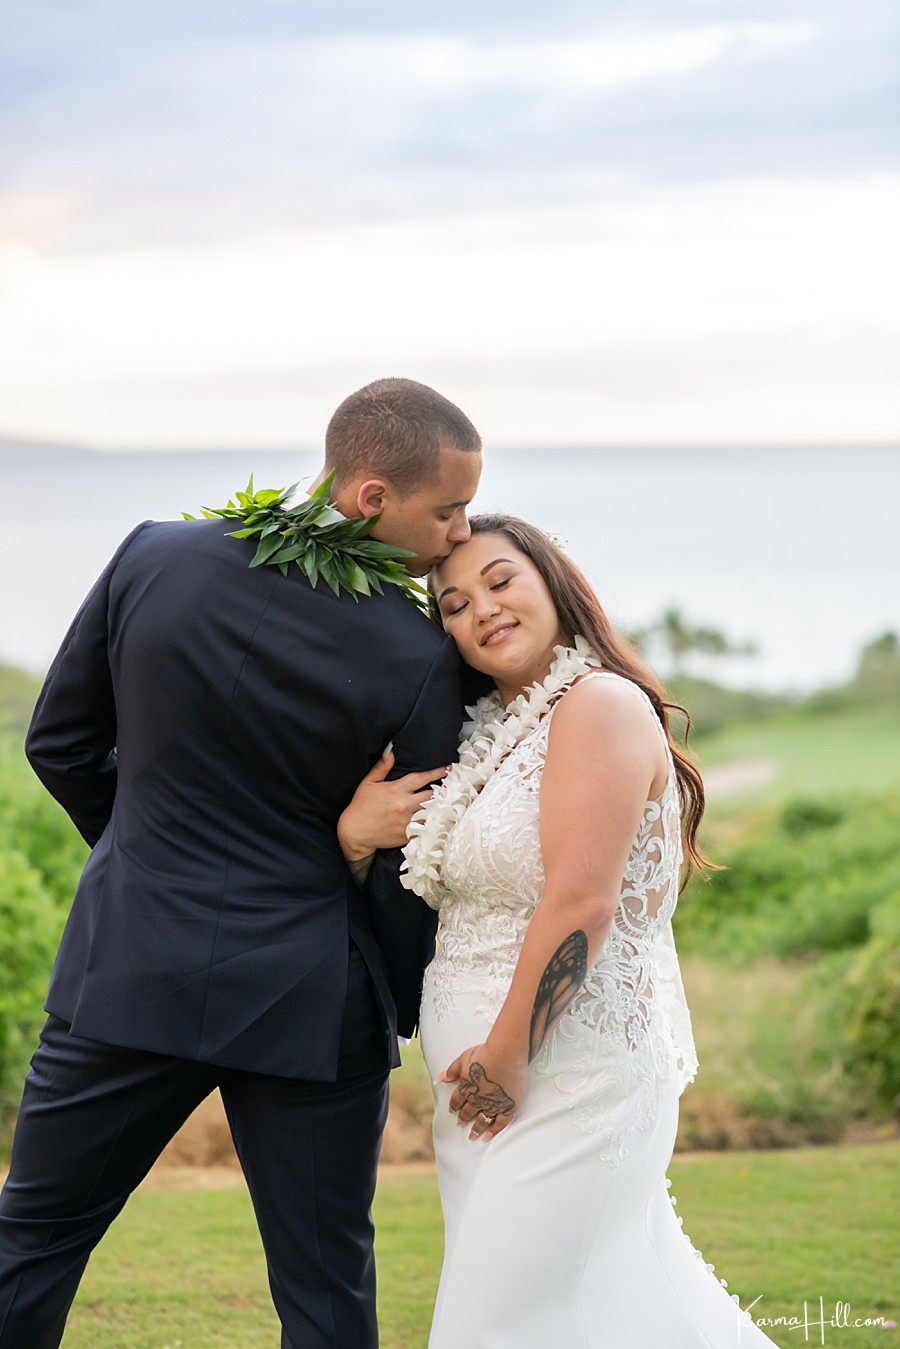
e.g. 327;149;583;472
438;1043;528;1141
337;745;450;863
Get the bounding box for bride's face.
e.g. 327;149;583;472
434;533;566;700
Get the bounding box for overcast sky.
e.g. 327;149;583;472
1;0;897;449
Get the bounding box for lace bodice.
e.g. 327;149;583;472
415;665;698;1163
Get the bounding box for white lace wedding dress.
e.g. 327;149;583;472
401;642;779;1349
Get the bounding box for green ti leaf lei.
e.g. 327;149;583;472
184;471;430;611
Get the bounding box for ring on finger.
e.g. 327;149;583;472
479;1112;496;1125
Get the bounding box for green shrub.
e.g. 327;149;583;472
0;740;88;907
0;850;63;1140
674;794;900;1130
678;790;900;960
843;889;900;1116
676;954;855;1148
665;673;795;738
779;798;844;836
0;739;85;1149
0;663;41;739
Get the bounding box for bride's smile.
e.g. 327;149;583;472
434;533;565;703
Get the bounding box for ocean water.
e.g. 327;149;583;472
1;443;897;692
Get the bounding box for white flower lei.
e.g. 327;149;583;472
400;636;602;910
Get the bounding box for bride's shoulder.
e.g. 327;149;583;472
548;672;662;749
542;674;667;794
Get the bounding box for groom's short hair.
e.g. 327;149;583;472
325;377;481;497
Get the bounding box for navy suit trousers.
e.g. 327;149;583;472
0;950;390;1349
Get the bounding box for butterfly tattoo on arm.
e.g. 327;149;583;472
528;930;589;1062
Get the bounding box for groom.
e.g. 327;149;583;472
0;378;482;1348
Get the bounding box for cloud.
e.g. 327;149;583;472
0;0;896;447
4;176;897;362
0;9;895;253
1;176;896;446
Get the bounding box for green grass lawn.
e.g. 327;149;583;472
694;705;900;811
62;1143;898;1348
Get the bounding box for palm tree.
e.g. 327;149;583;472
650;607;757;674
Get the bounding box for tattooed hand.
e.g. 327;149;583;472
438;1044;528;1141
458;1061;514;1117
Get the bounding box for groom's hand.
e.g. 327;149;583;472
439;1044;528;1141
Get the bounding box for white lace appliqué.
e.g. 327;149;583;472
400;637;603;907
404;645;698;1165
530;759;693;1164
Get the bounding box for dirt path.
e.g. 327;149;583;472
138;1164;245;1191
702;758;778;798
138;1159;439;1191
0;1160;439;1193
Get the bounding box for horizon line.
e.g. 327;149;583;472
2;434;899;456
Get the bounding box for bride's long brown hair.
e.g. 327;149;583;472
447;514;713;888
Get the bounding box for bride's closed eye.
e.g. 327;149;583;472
445;577;512;618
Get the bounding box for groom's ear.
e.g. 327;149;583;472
355;477;390;520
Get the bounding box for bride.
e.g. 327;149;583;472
339;514;779;1348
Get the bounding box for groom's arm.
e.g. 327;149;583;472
362;633;463;1038
25;522;150;847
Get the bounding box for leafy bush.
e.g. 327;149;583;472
678;790;900;960
674;791;900;1129
0;662;41;739
675;953;855;1149
0;741;88;907
779;798;844;837
665;673;795;738
843;888;900;1117
806;630;900;714
0;850;63;1140
0;740;86;1147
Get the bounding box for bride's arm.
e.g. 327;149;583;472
441;677;666;1137
337;747;449;885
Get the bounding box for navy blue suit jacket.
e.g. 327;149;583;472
25;517;463;1080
